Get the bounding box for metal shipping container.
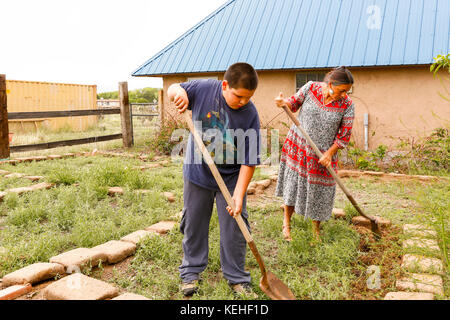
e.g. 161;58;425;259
5;80;98;133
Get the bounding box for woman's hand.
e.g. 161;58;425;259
319;152;332;168
319;143;340;168
275;92;288;108
226;195;244;218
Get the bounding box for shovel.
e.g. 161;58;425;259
281;105;382;239
183;112;296;300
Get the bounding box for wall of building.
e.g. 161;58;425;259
6;80;98;133
159;66;449;150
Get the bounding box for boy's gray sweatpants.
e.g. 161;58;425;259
179;178;251;285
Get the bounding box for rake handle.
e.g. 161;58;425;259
281;106;376;223
183;112;268;276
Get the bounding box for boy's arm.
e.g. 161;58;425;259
226;165;256;217
168;84;190;114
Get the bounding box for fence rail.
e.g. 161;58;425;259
8;108;121;120
10;134;123;153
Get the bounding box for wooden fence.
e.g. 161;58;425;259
0;76;134;159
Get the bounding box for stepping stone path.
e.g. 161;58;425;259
384;224;445;300
112;293;150;300
247;179;273;195
0;219;178;300
145;221;177;235
1;263;65;287
163;192;176;203
49;248;107;271
0;182;54;200
121;230;157;245
384;292;435;300
43;273;119;300
108;187;124;196
332;208;346;219
352;216;391;229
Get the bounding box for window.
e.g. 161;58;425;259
296;72;326;92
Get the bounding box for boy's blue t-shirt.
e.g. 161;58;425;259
180;79;261;191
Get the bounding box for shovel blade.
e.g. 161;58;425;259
260;271;296;300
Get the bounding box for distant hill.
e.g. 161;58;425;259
98;87;160;104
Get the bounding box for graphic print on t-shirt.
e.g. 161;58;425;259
200;106;237;165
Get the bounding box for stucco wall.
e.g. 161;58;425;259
159;66;449;150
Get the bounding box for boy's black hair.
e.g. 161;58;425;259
224;63;259;91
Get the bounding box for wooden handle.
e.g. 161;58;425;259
183;112;254;243
281;106;376;222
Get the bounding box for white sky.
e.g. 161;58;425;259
0;0;227;93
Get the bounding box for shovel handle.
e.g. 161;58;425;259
281;106;376;223
183;112;253;243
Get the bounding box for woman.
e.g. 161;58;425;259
274;66;355;242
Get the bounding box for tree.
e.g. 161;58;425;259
431;54;450;101
98;87;160;104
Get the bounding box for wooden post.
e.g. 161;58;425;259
119;82;133;148
0;75;10;159
158;89;165;129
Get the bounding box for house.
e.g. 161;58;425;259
132;0;449;150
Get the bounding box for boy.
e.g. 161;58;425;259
167;63;261;297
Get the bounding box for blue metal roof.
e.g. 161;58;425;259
132;0;450;76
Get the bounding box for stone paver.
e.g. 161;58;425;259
145;221;177;235
256;179;272;189
163;192;175;203
24;176;44;182
0;170;11;175
352;216;391;228
91;241;136;264
403;238;441;253
6;182;54;196
48;155;63;160
384;292;434;300
401;254;444;275
4;173;25;179
396;273;444;296
0;284;32;300
332;208;346;219
43;273;119;300
2;263;65;287
403;224;437;238
49;248;107;270
108;187;124;196
111;292;150;300
120;230;156;245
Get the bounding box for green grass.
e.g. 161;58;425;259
0;156;183;277
0;151;447;300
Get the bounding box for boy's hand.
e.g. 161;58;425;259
226;195;244;218
168;84;190;114
275;92;287;108
173;87;190;114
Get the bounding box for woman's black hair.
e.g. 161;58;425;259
324;66;354;85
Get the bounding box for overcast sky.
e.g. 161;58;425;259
1;0;227;93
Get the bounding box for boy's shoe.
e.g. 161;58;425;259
230;282;258;299
181;280;199;297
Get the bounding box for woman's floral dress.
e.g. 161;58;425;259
275;81;355;222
